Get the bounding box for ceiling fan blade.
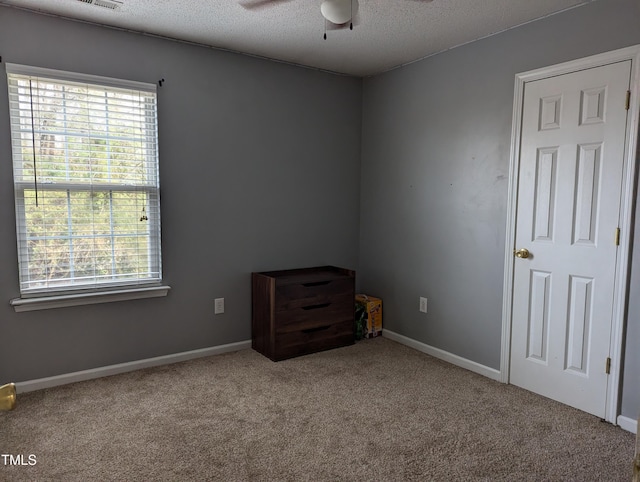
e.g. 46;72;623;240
239;0;292;10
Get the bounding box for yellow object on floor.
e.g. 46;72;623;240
0;383;17;411
355;294;382;338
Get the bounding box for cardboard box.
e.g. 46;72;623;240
355;294;382;339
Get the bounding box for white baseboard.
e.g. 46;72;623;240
15;340;252;393
382;329;502;382
617;415;638;434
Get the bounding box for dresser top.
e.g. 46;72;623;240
254;266;354;285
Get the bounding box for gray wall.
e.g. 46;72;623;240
0;7;362;383
359;0;640;418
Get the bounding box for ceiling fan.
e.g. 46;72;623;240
240;0;433;39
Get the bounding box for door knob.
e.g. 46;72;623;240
514;248;530;259
0;383;16;411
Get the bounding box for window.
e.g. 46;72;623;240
6;64;163;299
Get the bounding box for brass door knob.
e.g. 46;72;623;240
514;248;530;259
0;383;16;411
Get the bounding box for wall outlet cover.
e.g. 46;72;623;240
419;297;428;313
214;298;225;315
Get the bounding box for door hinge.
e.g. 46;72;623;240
626;90;631;110
615;228;620;246
605;357;611;375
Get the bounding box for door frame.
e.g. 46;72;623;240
500;45;640;424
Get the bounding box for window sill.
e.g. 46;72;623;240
10;285;171;312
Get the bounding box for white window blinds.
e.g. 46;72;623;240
6;64;162;295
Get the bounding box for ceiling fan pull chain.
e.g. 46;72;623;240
324;18;327;40
350;0;353;30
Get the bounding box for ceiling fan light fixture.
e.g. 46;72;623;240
320;0;358;25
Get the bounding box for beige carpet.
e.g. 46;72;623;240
0;337;634;481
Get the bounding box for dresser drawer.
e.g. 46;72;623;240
275;297;353;333
273;320;354;361
275;277;354;311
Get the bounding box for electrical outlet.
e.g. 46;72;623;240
214;298;225;315
419;297;428;313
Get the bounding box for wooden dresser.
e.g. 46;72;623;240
252;266;355;361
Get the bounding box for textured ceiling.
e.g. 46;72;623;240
0;0;594;77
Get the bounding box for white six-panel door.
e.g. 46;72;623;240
509;60;631;418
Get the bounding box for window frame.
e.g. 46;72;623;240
6;63;167;309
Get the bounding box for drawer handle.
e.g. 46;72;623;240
302;325;331;334
302;281;331;287
302;303;330;311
